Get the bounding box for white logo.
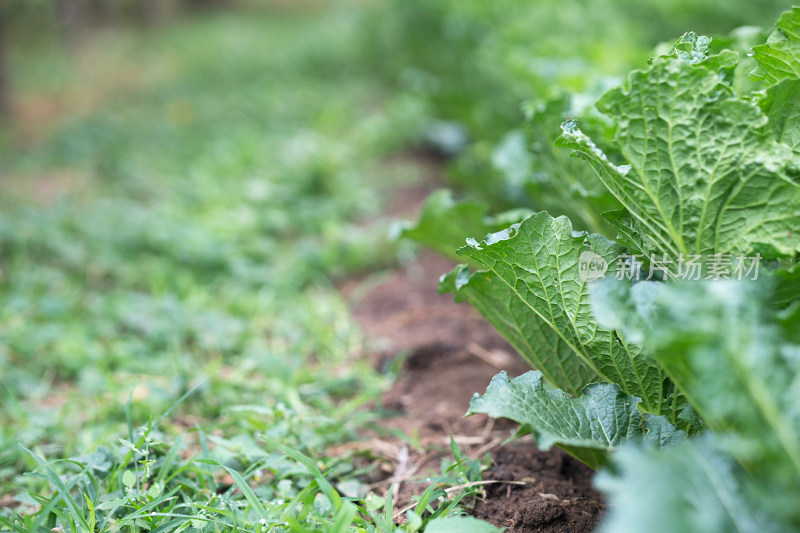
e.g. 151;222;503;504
578;251;608;282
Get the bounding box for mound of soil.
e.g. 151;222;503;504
345;246;605;532
473;444;604;532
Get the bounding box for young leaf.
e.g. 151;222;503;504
122;469;136;490
520;93;621;234
259;436;342;511
468;371;685;469
755;9;800;155
752;7;800;84
456;212;667;413
397;189;530;263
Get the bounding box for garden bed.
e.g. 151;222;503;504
342;173;605;531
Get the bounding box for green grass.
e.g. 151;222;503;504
0;4;495;531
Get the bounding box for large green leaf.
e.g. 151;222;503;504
596;439;783;533
752;7;800;84
557;50;800;260
468;371;685;469
593;279;800;526
456;212;667;413
440;265;598;396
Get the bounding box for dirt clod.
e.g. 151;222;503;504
474;443;604;532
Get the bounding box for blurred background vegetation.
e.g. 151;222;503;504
1;0;427;506
0;0;793;529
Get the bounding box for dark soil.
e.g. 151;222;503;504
343;169;605;533
472;444;604;532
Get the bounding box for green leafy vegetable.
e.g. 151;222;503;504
593;279;800;530
397;189;531;263
557;45;800;261
519;93;621;234
761;80;800;157
402;13;800;517
468;371;685;469
454;212;667;412
754;9;800;161
752;7;800;83
440;265;598;396
596;439;782;533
